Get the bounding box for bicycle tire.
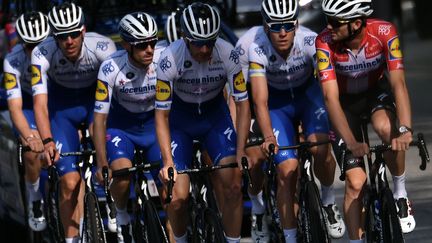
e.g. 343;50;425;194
298;181;330;243
46;181;65;243
143;200;169;243
380;188;404;243
192;208;225;243
83;192;106;243
364;188;380;243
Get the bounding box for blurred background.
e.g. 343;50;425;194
0;0;431;242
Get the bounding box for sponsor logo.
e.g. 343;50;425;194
249;62;264;70
316;49;332;71
335;56;383;71
177;74;224;84
96;41;109;51
95;104;104;110
102;61;115;76
119;84;156;94
229;49;240;64
34;46;48;59
95;80;109;102
126;72;135;79
10;58;21;68
254;46;265;56
233;71;246;93
234;46;245;56
156;79;171;101
31;65;42;86
388;36;402;60
184;60;192;68
304;36;315;46
378;25;391;36
159;56;172;72
4;73;18;90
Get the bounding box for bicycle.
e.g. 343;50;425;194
110;149;169;243
245;138;331;243
339;130;429;243
166;144;238;243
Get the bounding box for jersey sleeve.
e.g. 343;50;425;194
248;41;267;79
223;45;248;102
155;48;176;110
3;56;22;100
94;59;115;114
377;23;404;71
30;44;50;96
315;33;337;83
95;37;117;61
235;40;250;83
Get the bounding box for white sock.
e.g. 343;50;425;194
65;237;79;243
115;206;130;226
225;236;241;243
283;228;297;243
249;190;265;215
392;172;407;199
349;239;365;243
173;232;188;243
321;184;335;206
26;178;42;203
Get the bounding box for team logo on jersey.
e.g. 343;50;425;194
249;62;264;70
126;72;135;79
31;65;42;86
184;60;192;68
156;79;171;101
388;36;402;60
4;73;17;90
229;49;240;64
159;56;172;72
233;71;246;93
304;36;315;46
316;49;332;71
95;80;109;102
10;58;21;69
96;41;109;51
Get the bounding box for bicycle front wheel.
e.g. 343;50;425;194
298;181;330;243
380;188;404;243
46;181;65;243
83;192;106;243
143;200;169;243
192;208;225;243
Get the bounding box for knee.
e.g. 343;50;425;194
60;174;81;198
374;121;393;142
346;176;366;199
169;197;188;212
224;181;242;202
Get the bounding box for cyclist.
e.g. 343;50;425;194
3;11;50;232
164;7;183;45
317;0;415;241
93;12;161;243
31;3;116;242
156;3;250;243
239;0;346;241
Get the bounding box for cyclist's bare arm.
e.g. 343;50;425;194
321;80;368;157
93;112;109;183
235;98;251;164
250;74;277;154
33;93;58;162
8;98;43;152
155;108;176;182
388;69;413;150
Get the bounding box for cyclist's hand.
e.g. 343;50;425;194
347;141;369;158
261;136;278;156
392;132;413;151
159;164;177;184
24;134;44;153
236;153;248;171
96;165;111;185
44;141;59;166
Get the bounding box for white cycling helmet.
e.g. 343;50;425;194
165;9;182;43
261;0;299;22
322;0;373;20
48;2;84;35
181;2;220;40
119;12;158;43
16;11;50;44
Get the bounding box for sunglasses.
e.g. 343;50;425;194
267;21;296;33
133;39;158;50
55;30;82;41
187;38;217;48
326;17;351;28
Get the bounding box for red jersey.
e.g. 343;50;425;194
316;19;404;94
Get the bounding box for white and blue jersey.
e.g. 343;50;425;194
94;44;164;166
31;32;116;176
155;38;248;169
3;44;37;133
248;26;329;162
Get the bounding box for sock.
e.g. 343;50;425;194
225;236;241;243
349;239;365;243
173;232;188;243
283;228;297;243
26;178;42;203
321;184;336;206
115;206;130;226
249;190;265;215
392;172;407;199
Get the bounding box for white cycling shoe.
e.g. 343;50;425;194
323;204;346;238
105;203;117;233
396;197;416;233
251;213;270;243
28;200;47;232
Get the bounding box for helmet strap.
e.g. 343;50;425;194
343;18;365;42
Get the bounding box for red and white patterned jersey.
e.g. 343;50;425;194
316;19;404;94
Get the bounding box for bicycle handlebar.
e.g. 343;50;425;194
60;150;96;157
112;162;161;177
241;157;253;188
176;162;238;174
165;167;174;204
